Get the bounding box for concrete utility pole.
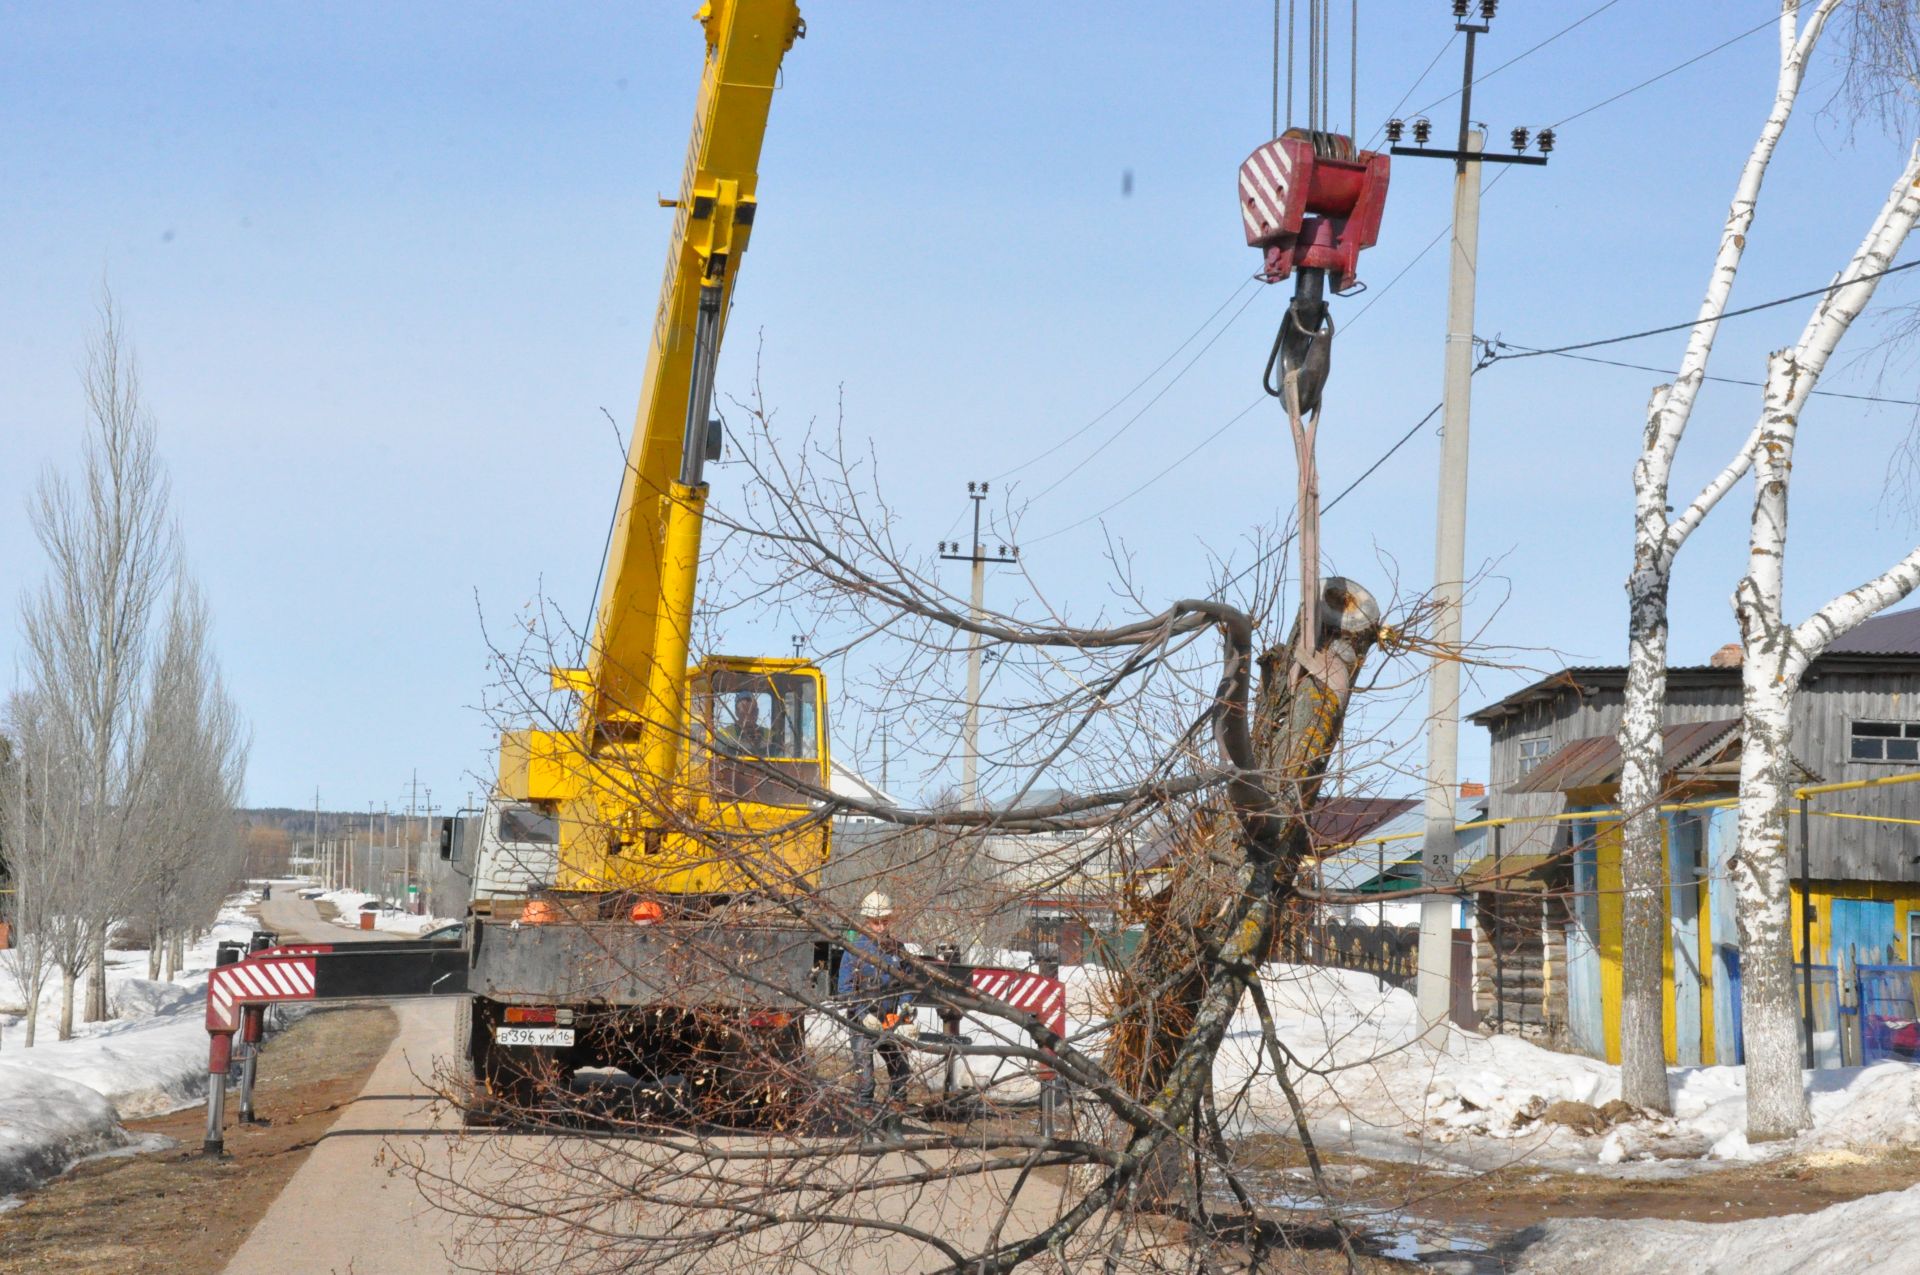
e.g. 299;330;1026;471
938;482;1019;804
1387;1;1550;1027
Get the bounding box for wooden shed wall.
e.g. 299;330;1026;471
1478;671;1920;883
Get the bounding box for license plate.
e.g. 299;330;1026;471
494;1026;575;1047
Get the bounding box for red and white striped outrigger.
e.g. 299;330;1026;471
201;938;468;1154
967;966;1068;1047
200;942;1067;1151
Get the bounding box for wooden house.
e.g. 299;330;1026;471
1469;607;1920;1066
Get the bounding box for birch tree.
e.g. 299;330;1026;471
1733;136;1920;1137
1613;0;1842;1118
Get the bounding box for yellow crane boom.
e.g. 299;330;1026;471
500;0;827;897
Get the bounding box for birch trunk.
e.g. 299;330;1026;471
1736;154;1920;1128
1614;0;1839;1117
147;935;162;981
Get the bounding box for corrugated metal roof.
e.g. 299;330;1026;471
1826;605;1920;655
1512;719;1738;794
1308;797;1419;848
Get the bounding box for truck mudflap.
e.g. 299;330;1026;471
469;919;824;1006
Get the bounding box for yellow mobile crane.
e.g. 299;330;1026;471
497;0;823;895
453;0;825;1107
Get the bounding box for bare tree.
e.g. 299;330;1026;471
410;371;1426;1272
129;577;251;977
0;693;72;1047
1612;2;1920;1127
7;292;248;1038
1732;136;1920;1138
1614;0;1844;1119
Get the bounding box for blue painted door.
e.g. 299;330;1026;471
1829;899;1898;968
1567;826;1604;1060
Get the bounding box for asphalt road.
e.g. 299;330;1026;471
221;890;1065;1274
224;892;464;1274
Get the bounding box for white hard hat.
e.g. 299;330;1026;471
860;891;894;919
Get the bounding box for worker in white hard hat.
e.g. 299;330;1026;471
837;890;915;1116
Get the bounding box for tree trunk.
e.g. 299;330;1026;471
22;941;41;1047
1734;689;1808;1139
59;964;77;1041
1111;580;1379;1202
1734;349;1812;1140
84;930;108;1022
148;932;163;981
1617;562;1675;1113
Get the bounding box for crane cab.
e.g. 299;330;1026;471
691;657;828;808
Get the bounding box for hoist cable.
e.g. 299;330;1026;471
1272;0;1282;137
1350;0;1358;142
1287;0;1296;131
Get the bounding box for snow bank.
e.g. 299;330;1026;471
0;891;261;1195
1518;1180;1920;1273
1197;963;1920;1175
316;888;449;936
0;1067;127;1196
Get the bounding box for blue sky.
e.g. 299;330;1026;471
4;2;1918;811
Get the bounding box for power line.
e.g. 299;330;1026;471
1016;286;1264;504
1026;397;1265;545
1487;341;1920;408
1550;10;1781;130
987;277;1257;484
1210;400;1444;595
1488;258;1920;362
1399;0;1627;124
984;4;1766;544
1364;32;1457;151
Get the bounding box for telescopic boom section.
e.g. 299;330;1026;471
573;0;803;783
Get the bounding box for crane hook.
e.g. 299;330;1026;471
1263;267;1333;416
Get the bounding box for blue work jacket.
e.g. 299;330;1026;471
837;932;913;1020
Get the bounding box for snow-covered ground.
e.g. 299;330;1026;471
0;889;262;1197
312;888;450;937
1191;962;1920;1176
1518;1175;1920;1273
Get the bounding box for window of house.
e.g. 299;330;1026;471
1909;912;1920;965
1518;736;1553;776
1849;720;1920;763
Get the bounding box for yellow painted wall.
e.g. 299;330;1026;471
1790;880;1920;966
1587;818;1920;1064
1588;819;1715;1066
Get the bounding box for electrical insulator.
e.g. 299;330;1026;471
1510;126;1529;152
1413;117;1433;145
1537;127;1556;154
1481;0;1498;18
1451;0;1469;16
1385;118;1404;143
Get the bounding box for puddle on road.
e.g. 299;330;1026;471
1216;1171;1502;1271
